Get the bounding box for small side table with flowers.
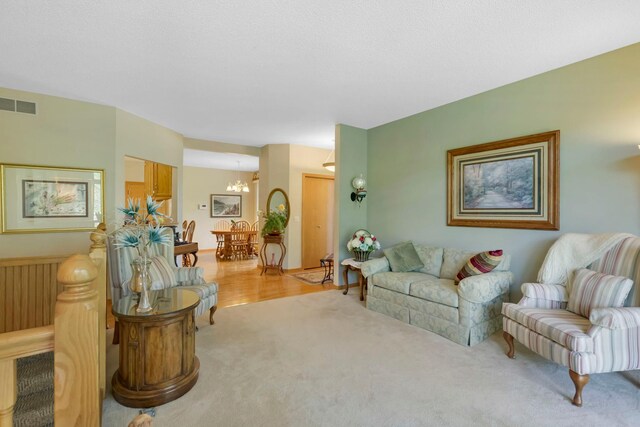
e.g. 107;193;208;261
343;229;381;301
341;258;367;301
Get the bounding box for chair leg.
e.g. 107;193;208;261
503;331;515;358
569;370;589;407
209;305;217;325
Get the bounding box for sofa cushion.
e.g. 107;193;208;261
409;277;459;308
502;303;593;352
371;272;433;294
180;282;218;299
440;248;475;280
383;241;424;272
455;250;503;283
414;245;444;277
567;268;632;318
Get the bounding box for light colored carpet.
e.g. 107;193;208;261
102;291;640;426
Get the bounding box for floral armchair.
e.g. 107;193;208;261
502;234;640;406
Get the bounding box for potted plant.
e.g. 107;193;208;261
261;204;288;237
347;229;381;262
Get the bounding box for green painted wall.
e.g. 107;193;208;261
366;43;640;296
335;124;368;284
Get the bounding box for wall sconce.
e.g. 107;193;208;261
350;174;367;205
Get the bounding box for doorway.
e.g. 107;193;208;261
301;174;335;269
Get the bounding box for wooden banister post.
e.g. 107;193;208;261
89;223;107;400
54;254;100;427
0;359;16;427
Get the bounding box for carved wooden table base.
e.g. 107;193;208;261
111;289;200;408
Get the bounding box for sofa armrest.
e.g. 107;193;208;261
521;282;568;302
589;307;640;330
360;257;390;278
174;266;206;286
458;271;513;304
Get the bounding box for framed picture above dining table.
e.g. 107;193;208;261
210;194;242;218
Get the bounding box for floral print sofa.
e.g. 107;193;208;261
361;245;513;346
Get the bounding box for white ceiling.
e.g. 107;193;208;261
183;150;259;171
1;1;640;150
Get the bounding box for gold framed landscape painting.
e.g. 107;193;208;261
0;164;105;233
447;131;559;230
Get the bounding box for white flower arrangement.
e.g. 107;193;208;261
346;229;381;253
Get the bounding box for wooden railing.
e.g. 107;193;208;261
0;224;106;427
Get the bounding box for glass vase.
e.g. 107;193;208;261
130;258;153;313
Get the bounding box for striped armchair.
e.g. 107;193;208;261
502;236;640;406
107;229;218;327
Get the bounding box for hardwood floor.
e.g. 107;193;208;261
200;250;330;308
107;250;331;327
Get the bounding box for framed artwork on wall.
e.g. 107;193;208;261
447;130;559;230
210;194;242;218
1;163;105;233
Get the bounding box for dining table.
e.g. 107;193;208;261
210;230;258;260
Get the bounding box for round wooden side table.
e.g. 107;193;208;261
111;288;199;408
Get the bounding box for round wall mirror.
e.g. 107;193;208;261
266;188;290;227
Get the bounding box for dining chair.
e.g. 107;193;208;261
232;220;251;231
247;232;258;258
213;220;230;259
214;220;231;230
229;230;249;260
185;220;196;242
181;219;188;241
182;220;196;266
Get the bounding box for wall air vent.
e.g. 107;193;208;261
0;97;15;112
16;100;36;114
0;97;36;114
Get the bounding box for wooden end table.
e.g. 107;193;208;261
341;258;367;301
320;254;334;284
111;288;199;408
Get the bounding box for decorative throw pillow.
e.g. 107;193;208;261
455;250;503;283
383;241;424;272
414;246;444;277
567;268;632;318
148;256;176;290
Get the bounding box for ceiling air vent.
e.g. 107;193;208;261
0;97;36;114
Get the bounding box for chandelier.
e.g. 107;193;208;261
227;161;250;193
322;149;335;172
